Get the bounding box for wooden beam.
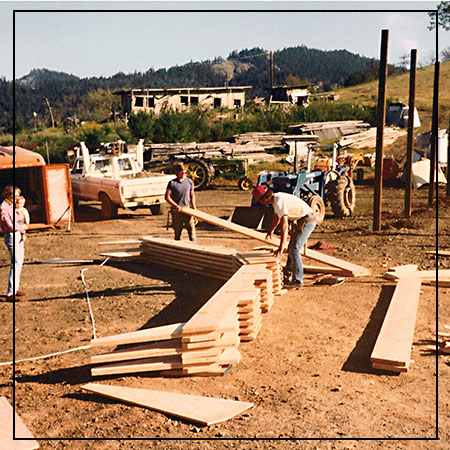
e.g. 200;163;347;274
82;383;253;425
0;397;39;449
370;277;422;369
181;207;370;276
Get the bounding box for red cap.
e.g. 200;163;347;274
252;185;269;203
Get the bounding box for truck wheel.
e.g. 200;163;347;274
149;203;166;216
238;177;253;191
99;193;118;219
307;194;325;225
185;159;211;190
327;175;356;218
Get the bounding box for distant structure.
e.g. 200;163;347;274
114;86;252;117
269;84;311;106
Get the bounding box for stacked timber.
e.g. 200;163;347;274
140;236;239;280
233;132;285;149
339;126;406;149
90;261;281;376
287;121;371;141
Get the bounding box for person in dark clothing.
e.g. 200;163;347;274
165;163;197;241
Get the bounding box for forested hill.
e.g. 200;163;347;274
1;45;400;131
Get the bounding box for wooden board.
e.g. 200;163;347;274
370;278;422;367
0;397;39;449
372;361;409;373
82;383;253;426
181;207;370;276
91;322;185;348
385;269;450;280
425;250;450;256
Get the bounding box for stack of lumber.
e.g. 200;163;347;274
288;121;371;141
339;126;406;149
233;131;285;148
370;276;422;373
91;239;285;376
140;236;239;280
144;138;281;165
91;288;241;377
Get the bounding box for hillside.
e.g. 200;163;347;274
1;45;384;131
337;60;450;130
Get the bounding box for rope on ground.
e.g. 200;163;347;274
0;344;92;367
0;257;110;367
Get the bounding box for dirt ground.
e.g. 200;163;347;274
0;182;449;449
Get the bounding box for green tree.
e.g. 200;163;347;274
428;1;450;30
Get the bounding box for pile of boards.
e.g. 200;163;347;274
90;238;284;377
287;120;371;142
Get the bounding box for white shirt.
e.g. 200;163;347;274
273;192;313;220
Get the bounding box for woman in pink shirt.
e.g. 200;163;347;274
0;185;27;301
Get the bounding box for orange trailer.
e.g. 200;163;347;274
0;146;74;229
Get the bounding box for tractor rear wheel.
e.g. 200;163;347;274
327;175;356;218
185;159;213;190
307;195;325;225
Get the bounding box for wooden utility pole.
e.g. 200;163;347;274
270;51;274;89
44;96;55;128
373;29;389;232
404;49;417;217
428;61;440;207
447;112;450;197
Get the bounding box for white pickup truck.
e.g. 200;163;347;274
70;140;173;219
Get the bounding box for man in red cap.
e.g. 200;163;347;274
252;185;316;288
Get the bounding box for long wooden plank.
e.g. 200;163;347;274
370;278;422;367
0;397;39;449
82;383;253;425
385;269;450;280
181;207;370;276
91;322;185;348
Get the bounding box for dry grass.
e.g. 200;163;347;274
337;60;450;131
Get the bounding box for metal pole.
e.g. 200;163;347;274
404;49;417;217
428;61;440;207
373;29;389;232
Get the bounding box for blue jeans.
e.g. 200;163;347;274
4;232;24;296
285;219;316;285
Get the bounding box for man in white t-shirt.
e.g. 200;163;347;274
252;185;316;287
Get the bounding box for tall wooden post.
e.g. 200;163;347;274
447;113;450;197
373;30;389;232
404;49;417;217
428;61;440;207
270;51;274;89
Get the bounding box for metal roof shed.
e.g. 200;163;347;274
0;146;74;229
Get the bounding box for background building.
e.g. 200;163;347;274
114;86;251;116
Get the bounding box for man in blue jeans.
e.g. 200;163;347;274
0;185;27;301
252;185;316;288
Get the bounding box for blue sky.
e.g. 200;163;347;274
0;1;445;81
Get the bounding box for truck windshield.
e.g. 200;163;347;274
93;159;112;175
118;157;133;173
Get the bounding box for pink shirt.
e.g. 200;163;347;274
0;200;23;233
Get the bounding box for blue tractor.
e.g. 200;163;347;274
251;144;356;225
